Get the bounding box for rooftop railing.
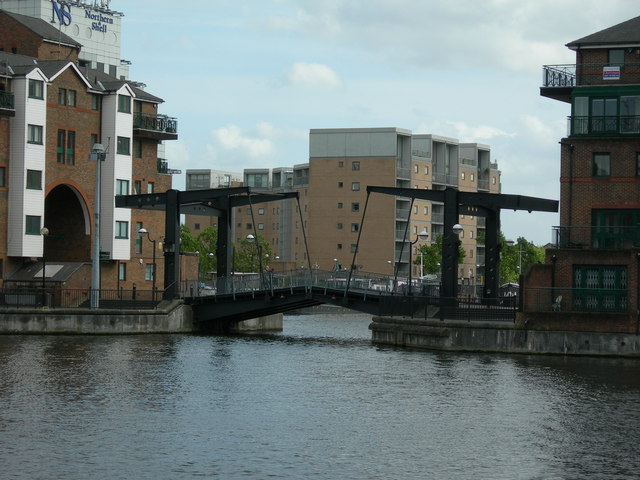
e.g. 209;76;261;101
543;63;640;87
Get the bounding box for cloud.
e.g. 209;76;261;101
213;124;276;158
446;121;514;142
286;62;343;88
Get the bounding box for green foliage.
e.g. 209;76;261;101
499;235;544;284
180;225;218;278
416;234;465;275
233;234;273;273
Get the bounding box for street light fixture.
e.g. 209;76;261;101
90;142;107;309
408;228;428;295
138;227;157;299
246;233;264;287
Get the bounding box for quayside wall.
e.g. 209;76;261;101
370;316;640;357
0;301;282;334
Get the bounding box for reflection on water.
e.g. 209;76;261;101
1;314;639;480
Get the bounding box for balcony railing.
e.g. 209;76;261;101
568;115;640;136
133;113;178;135
0;90;14;110
552;225;640;249
543;63;640;87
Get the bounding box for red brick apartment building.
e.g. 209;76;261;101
0;10;177;294
524;15;640;332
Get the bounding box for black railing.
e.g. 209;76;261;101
0;90;14;110
543;63;640;87
133;113;178;134
0;287;161;309
552;226;640;249
524;287;629;313
569;115;640;136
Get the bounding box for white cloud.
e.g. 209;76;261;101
447;121;514;142
286;62;343;88
213;124;276;158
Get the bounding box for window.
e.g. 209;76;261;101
470;173;475;182
145;263;154;282
338;182;343;188
423;206;428;215
337;243;343;250
91;94;101;111
135;222;143;254
134;180;141;194
26;169;42;190
25;215;40;235
90;133;99;151
338;161;344;167
351;182;360;191
194;223;200;231
58;130;75;164
118;94;131;113
351;223;359;232
58;88;76;107
28;79;43;99
115;221;129;239
246;223;252;229
133;139;142;158
492;177;496;185
338;202;343;209
258;223;264;230
351;202;359;212
147;181;154;193
414;164;419;173
27;125;43;144
57;130;66;163
352;161;360;171
461;172;465;180
350;244;357;253
573;265;627;312
66;131;75;164
413;206;418;214
0;166;5;187
593;153;610;177
116;179;130;196
116;136;130;155
412;225;417;234
258;208;265;215
337;223;343;230
609;49;624;66
118;262;126;281
470;230;474;239
425;166;429;175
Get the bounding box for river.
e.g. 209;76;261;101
1;313;639;480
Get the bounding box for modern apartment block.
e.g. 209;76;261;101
527;15;640;325
185;128;501;285
0;9;178;291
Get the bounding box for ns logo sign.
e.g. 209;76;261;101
50;0;72;27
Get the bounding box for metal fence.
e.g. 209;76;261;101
524;287;629;313
0;287;160;309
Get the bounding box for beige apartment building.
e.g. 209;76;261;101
184;127;501;285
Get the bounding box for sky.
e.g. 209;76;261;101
118;0;637;245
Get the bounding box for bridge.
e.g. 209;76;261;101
181;268;519;332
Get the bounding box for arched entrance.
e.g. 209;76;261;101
44;185;91;262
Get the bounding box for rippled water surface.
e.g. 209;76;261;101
1;313;640;479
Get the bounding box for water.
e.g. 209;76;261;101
1;313;640;480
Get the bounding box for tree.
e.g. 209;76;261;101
416;234;465;275
233;233;273;273
180;225;218;280
499;235;544;284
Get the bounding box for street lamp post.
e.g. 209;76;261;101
246;234;263;288
90;143;106;309
138;227;157;299
40;227;49;306
409;228;429;295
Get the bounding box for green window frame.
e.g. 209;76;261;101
116;179;129;196
118;94;131;113
145;263;154;282
57;130;65;163
135;221;143;254
133;139;142;159
27;125;43;145
118;262;126;281
25;215;41;235
116;136;130;155
592;209;640;249
58;88;76;107
91;94;101;111
115;221;129;239
28;79;43;99
592;153;610;177
26;169;42;190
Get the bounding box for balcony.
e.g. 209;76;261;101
552;225;640;249
567;115;640;137
133;113;178;141
157;158;181;175
542;63;640;102
0;90;15;117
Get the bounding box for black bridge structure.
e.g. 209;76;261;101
115;185;557;330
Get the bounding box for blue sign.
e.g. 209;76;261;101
50;0;72;26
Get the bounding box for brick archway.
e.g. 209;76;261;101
44;184;91;262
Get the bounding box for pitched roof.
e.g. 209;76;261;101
567;15;640;48
2;11;81;48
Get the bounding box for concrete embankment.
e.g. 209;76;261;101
0;301;282;334
370;316;640;357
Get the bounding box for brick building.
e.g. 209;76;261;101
0;9;178;295
524;15;640;330
185;128;501;285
